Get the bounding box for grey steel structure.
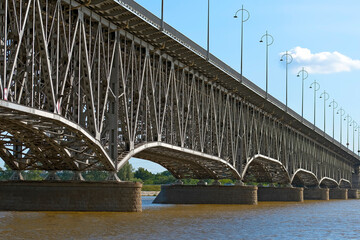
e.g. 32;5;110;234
0;0;359;188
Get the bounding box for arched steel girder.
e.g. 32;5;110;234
291;168;319;188
319;177;339;189
241;154;291;184
339;178;352;189
116;142;242;180
0;100;115;171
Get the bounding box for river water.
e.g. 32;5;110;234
0;197;359;239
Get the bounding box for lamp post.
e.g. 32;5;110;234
329;99;338;139
297;67;308;119
207;0;210;60
337;108;345;145
280;51;293;111
352;121;357;152
160;0;164;30
358;126;360;155
309;80;320;127
259;31;274;99
344;114;352;148
319;91;329;133
234;6;250;83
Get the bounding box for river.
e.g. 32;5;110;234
0;197;359;239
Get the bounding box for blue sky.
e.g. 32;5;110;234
130;1;360;172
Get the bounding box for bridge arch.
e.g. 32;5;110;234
241;154;290;184
291;169;319;187
116;142;242;180
0;101;115;171
319;177;339;188
338;179;352;189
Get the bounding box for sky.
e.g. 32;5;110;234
130;0;360;173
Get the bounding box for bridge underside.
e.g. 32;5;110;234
0;101;115;171
291;169;319;188
339;179;352;189
120;143;242;180
242;154;290;184
320;177;339;189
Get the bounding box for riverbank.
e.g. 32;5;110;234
141;191;160;196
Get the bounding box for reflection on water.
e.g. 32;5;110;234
1;197;360;239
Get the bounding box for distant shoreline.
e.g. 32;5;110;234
141;191;160;196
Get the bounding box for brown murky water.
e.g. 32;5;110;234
1;197;360;239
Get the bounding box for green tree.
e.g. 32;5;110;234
23;170;45;180
82;171;108;181
117;162;134;180
134;167;154;181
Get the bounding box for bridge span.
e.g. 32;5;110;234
0;0;359;210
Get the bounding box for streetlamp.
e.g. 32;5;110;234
352;121;357;152
259;31;274;99
319;90;329;133
309;80;320;127
329;99;338;139
358;126;360;156
280;51;293;111
344;114;352;148
297;67;308;119
234;6;250;83
336;108;345;145
207;0;210;60
160;0;164;30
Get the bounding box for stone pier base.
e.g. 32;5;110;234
153;184;257;204
0;181;142;212
329;188;348;199
348;189;359;199
304;188;329;200
257;187;303;202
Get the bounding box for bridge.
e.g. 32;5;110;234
0;0;359;210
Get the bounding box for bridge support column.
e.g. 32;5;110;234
106;172;121;182
235;180;245;186
348;189;359;199
153;184;257;204
0;181;142;212
303;187;329;200
174;179;184;185
329;188;348;199
352;166;360;189
9;171;23;181
71;171;85;181
45;171;60;181
257;187;304;202
212;180;221;186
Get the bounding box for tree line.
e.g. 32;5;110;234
0;163;177;184
0;163;238;185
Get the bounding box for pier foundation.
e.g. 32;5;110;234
348;189;359;199
329;188;348;199
257;187;303;202
153;184;257;204
0;181;142;212
303;188;329;200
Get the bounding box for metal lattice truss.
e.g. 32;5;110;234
0;101;115;171
0;0;358;182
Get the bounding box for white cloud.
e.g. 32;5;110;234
281;47;360;74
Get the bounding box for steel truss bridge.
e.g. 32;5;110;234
0;0;359;188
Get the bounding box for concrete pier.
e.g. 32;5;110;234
153;184;258;204
303;188;329;200
257;187;303;202
0;181;142;212
329;188;348;200
348;189;359;199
